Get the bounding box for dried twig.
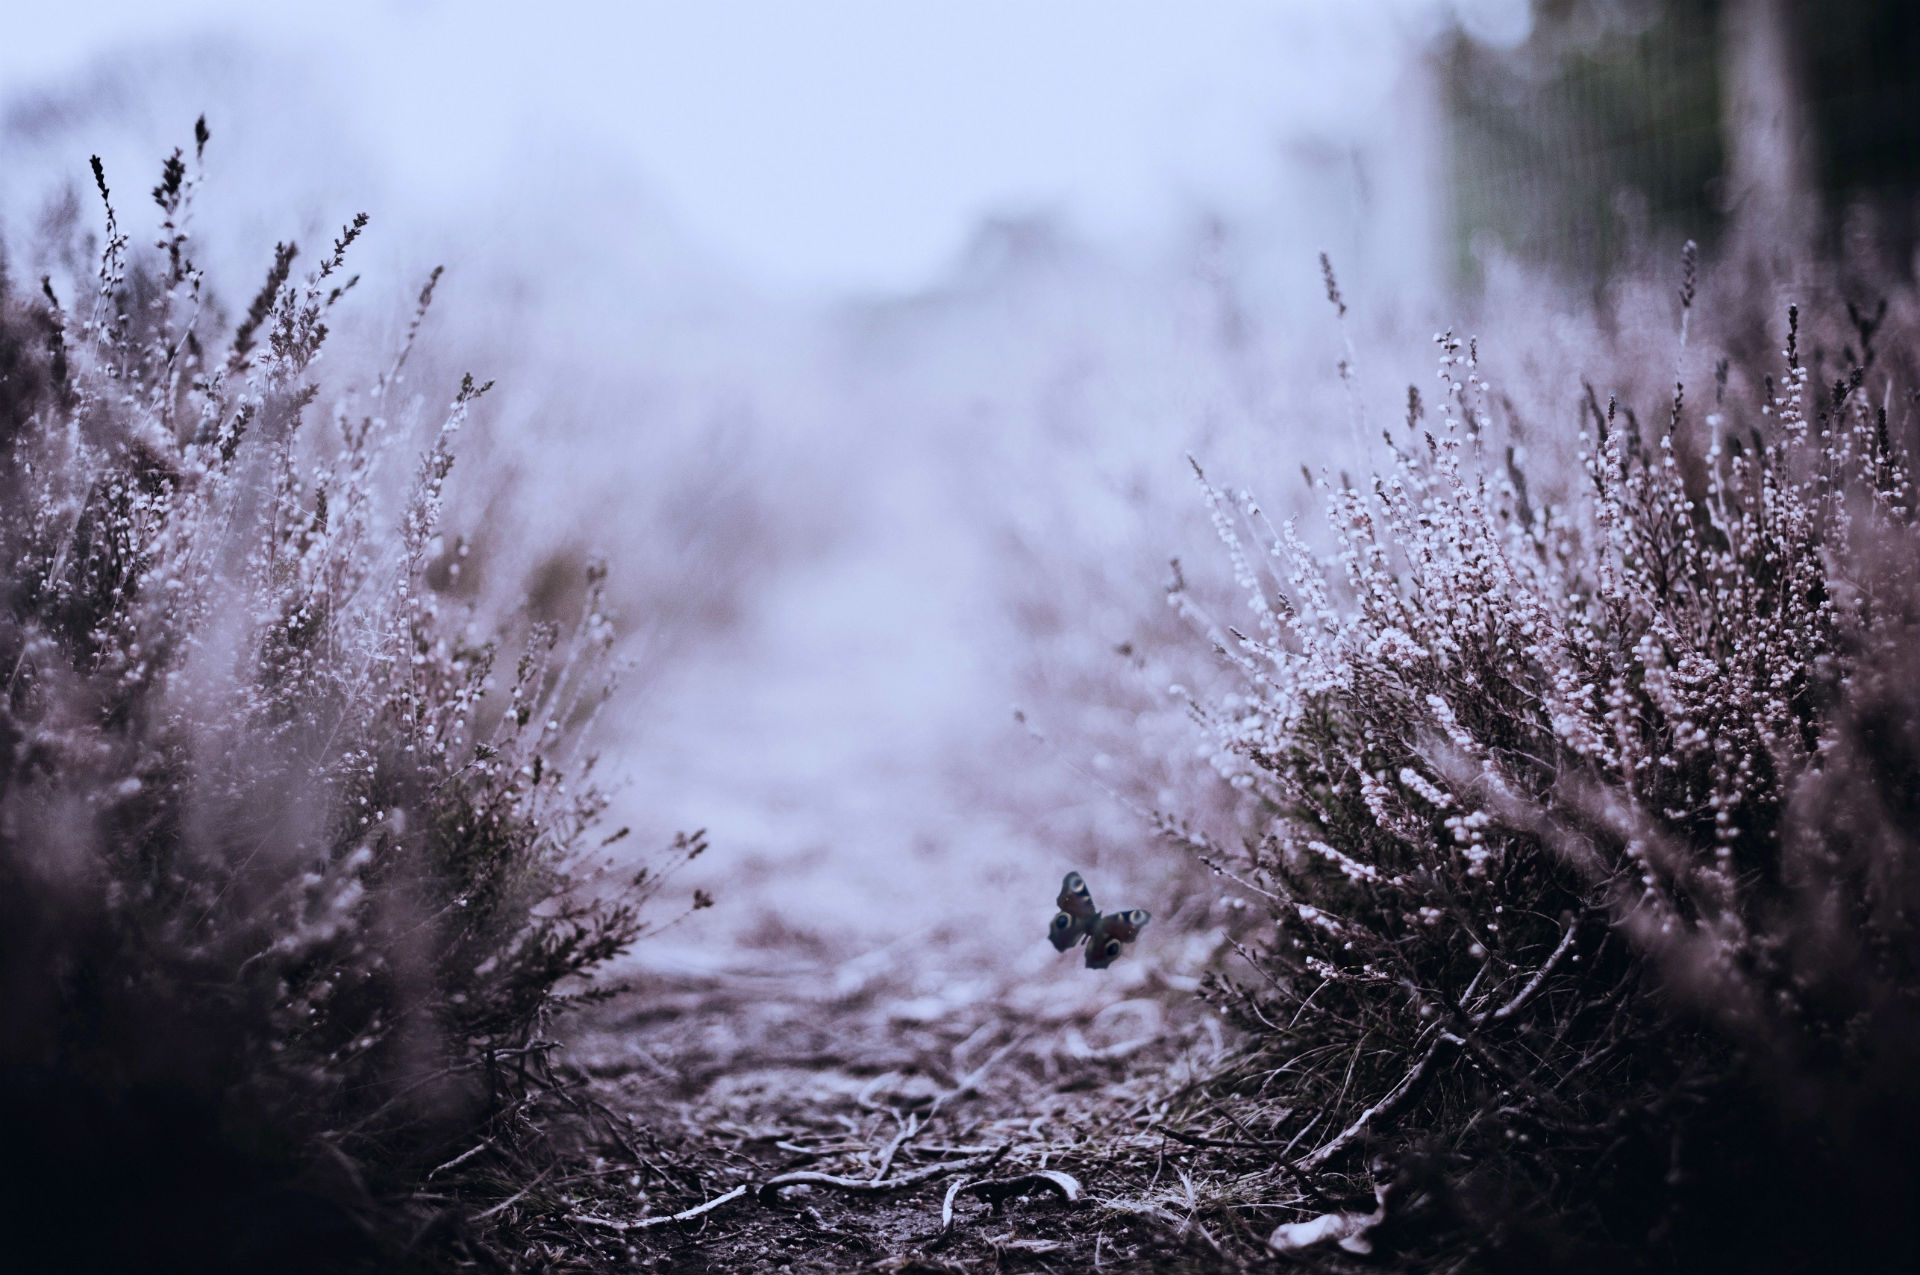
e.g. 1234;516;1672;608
848;1033;1024;1188
1159;1126;1288;1152
1293;1033;1449;1174
1478;916;1580;1026
941;1170;1082;1231
759;1147;1006;1204
426;1138;494;1179
473;1165;554;1221
870;1113;920;1183
569;1183;750;1232
940;1176;972;1232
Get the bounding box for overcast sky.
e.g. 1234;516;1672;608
1;1;1527;295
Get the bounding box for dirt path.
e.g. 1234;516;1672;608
538;319;1287;1272
517;953;1298;1274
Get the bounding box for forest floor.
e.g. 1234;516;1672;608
474;949;1338;1275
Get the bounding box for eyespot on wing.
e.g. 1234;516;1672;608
1085;936;1125;969
1057;871;1097;920
1048;910;1091;951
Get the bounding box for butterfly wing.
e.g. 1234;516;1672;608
1084;908;1150;969
1049;871;1098;951
1101;908;1150;943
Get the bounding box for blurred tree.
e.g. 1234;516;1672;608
1443;0;1920;281
1798;0;1920;272
1720;0;1817;248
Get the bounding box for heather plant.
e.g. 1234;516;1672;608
1165;254;1920;1270
0;127;689;1270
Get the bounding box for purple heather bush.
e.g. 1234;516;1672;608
0;127;690;1271
1166;252;1920;1271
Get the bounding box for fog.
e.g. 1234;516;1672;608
1;1;1463;985
3;0;1460;293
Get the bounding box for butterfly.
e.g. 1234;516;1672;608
1048;871;1151;969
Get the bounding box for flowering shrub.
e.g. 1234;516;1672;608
1172;255;1920;1269
0;127;683;1270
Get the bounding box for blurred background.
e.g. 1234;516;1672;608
4;0;1916;995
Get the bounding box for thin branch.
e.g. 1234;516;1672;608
426;1138;493;1180
568;1183;749;1232
1293;1033;1449;1174
941;1176;975;1232
871;1113;920;1183
1159;1126;1291;1152
942;1170;1081;1231
760;1148;1007;1203
1479;917;1580;1026
473;1165;554;1221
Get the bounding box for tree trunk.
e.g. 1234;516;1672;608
1720;0;1819;255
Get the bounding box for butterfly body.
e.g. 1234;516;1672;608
1047;872;1149;968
